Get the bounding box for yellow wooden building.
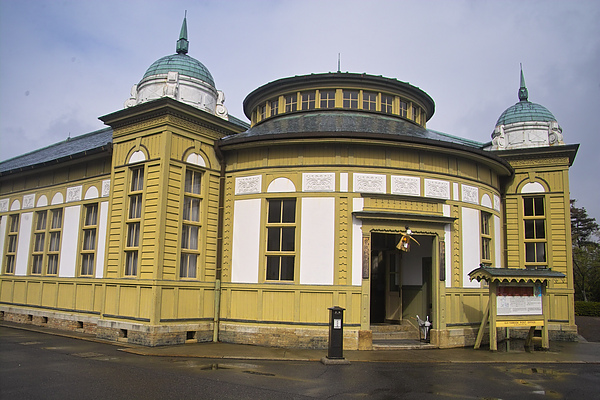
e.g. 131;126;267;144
0;19;578;349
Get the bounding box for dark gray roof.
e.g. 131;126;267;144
0;128;113;175
227;114;250;130
222;111;484;148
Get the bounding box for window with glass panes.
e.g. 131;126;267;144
285;94;297;112
523;196;547;267
5;214;19;274
481;211;492;263
81;204;98;276
412;105;421;124
180;169;202;278
47;209;62;275
400;100;408;118
363;91;377;111
343;90;359;109
301;91;315;110
125;166;144;276
259;104;266;121
320;90;335;108
31;211;48;274
270;99;279;117
381;94;393;114
266;199;296;281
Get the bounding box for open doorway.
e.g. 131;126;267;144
370;233;433;325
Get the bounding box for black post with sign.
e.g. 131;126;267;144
327;306;345;359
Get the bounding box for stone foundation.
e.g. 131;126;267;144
96;320;214;346
1;306;98;335
218;322;360;350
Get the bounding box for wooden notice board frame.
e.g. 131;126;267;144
468;267;565;351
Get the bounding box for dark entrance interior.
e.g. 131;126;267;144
370;232;433;325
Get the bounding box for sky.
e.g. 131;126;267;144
1;0;599;222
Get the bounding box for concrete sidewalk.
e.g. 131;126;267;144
3;321;599;364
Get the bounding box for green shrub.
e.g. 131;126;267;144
575;301;600;317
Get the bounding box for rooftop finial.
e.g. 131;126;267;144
337;53;341;73
518;63;528;102
176;12;189;54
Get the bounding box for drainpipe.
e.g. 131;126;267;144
213;142;226;343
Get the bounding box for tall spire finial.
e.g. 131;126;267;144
176;11;189;54
518;63;528;102
337;53;341;73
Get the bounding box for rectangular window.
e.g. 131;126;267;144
320;90;335;108
412;105;421;124
381;94;393;114
343;90;359;109
523;196;546;266
270;99;278;117
259;104;266;121
265;199;296;281
400;100;408;117
285;94;297;113
363;91;377;111
301;91;316;110
81;204;98;276
181;169;202;279
31;211;48;274
481;211;492;263
125;166;144;276
5;214;19;274
47;208;61;276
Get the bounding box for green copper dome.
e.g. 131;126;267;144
142;54;215;87
496;68;556;126
496;101;556;126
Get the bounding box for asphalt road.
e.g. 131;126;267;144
1;326;599;399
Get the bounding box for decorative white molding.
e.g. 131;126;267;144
424;179;450;200
235;175;262;195
494;195;501;212
391;175;420;196
461;184;479;204
303;173;335;192
66;186;82;203
0;198;8;212
267;177;296;193
102;180;111;197
22;194;35;209
354;173;386;194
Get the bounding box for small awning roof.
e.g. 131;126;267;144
469;267;565;284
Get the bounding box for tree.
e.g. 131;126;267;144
570;200;600;302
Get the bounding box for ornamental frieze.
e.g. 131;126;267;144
235;175;262;195
424;179;450;200
22;194;35;209
461;184;479;204
391;175;420;196
354;173;386;194
303;173;335;192
508;157;570;167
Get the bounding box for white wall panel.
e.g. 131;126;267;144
95;201;109;278
300;197;335;285
231;199;261;283
0;215;7;262
15;212;33;276
445;224;452;288
352;198;364;286
494;215;502;268
59;205;81;278
461;207;480;288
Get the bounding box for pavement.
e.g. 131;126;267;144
2;319;600;364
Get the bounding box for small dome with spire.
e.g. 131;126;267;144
489;67;563;150
124;15;229;120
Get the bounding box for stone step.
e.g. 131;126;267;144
370;322;416;333
372;339;436;350
372;330;419;341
